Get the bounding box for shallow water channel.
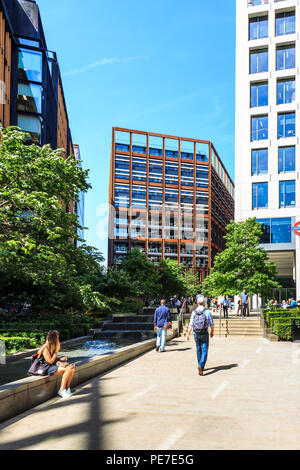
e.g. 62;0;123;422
0;338;137;386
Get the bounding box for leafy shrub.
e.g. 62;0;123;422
0;336;33;352
273;321;293;341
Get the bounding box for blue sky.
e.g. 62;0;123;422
38;0;236;263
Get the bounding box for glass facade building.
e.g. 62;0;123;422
108;128;234;281
0;0;84;240
236;0;299;302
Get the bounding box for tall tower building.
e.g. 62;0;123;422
235;0;299;301
108;127;234;282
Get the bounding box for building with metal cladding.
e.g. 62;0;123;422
108;128;235;282
0;0;73;153
235;0;299;302
0;0;84;236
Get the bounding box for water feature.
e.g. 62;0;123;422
0;338;137;386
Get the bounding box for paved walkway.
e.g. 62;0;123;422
0;336;300;450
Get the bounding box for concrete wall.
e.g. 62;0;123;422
0;329;178;424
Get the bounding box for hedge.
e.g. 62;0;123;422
273;320;293;341
0;336;35;352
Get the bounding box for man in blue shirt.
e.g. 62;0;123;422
153;299;172;353
240;289;249;318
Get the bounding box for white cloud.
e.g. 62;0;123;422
63;56;144;77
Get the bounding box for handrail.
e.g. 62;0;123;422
177;300;186;336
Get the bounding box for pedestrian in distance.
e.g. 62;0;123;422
153;299;172;353
186;296;214;376
222;295;229;319
35;330;75;399
175;298;181;314
240;289;249;318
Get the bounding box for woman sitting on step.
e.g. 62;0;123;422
38;330;75;399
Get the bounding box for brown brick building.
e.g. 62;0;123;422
108;128;234;282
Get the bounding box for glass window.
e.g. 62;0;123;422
278;113;295;139
18;49;43;82
17;114;41;144
257;218;271;244
250;49;268;74
252;149;268;175
250;82;268;107
276;45;295;70
279;180;295;207
249;16;268;40
271;218;292;243
17;83;42;114
252;182;268;209
278;147;295;173
257;218;292;244
276;11;295;36
115;143;129;152
18;37;40;47
277;78;296;105
251;115;268;141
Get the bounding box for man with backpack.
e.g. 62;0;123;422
186;296;214;376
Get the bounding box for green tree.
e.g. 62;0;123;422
0;127;101;310
201;218;281;299
157;259;186;299
121;249;162;299
184;268;200;297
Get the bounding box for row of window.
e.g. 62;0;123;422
115;143;209;162
250;78;295;108
252;146;295;174
249;11;295;40
251;112;295;141
252;181;295;209
250;44;295;74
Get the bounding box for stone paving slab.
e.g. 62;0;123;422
0;336;299;450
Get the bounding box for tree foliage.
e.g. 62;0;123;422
201;218;281;297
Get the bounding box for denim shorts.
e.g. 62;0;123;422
47;364;58;376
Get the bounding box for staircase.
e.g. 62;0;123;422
182;313;263;338
92;308;179;342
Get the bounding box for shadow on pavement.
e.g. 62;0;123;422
204;364;239;376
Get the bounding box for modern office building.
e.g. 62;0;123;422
0;0;84;232
235;0;299;301
108;128;234;282
0;0;73;153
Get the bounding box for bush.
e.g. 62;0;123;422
0;335;34;352
262;309;300;327
273;320;293;341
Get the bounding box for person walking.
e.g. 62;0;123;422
153;299;172;353
186;296;214;376
240;289;249;318
222;296;229;319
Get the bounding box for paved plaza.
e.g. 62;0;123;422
0;336;300;450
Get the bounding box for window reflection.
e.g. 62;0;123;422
17;114;41;144
17;83;42;114
18;49;43;82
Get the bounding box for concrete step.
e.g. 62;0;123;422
112;314;178;323
102;323;154;331
93;331;156;341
